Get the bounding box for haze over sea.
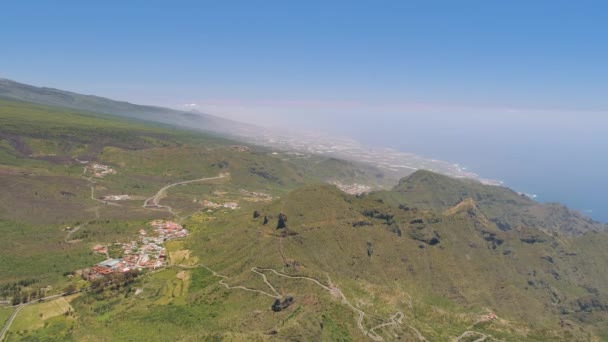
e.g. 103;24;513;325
2;2;606;222
329;110;608;223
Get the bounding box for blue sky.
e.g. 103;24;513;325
1;1;607;120
2;1;608;219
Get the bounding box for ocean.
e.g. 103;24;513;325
407;140;607;223
340;112;607;223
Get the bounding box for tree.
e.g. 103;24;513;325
277;214;288;229
64;283;77;294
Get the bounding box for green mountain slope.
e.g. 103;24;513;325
1;98;607;341
0;78;251;135
0;98;388;285
57;178;608;341
376;170;607;236
83;180;601;341
178;180;607;340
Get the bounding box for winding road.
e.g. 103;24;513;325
194;263;408;341
254;267;407;342
56;162;433;340
64;225;82;243
197;265;283;299
142;173;228;216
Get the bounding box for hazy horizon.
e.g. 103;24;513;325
2;1;607;220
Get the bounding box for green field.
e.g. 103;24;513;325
0;307;14;328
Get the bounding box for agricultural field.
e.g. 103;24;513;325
0;307;13;328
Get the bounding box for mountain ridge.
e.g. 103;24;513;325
0;78;514;188
377;169;608;236
0;77;255;136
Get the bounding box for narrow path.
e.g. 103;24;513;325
408;326;429;341
197;265;281;299
74;159;122;208
63;164;113;244
277;237;288;267
90;186;122;207
192;263;408;341
64;225;81;243
370;312;404;336
254;267;405;341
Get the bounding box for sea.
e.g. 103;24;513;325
339;112;607;223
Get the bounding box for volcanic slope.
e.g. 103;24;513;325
376;169;607;236
63;174;608;341
0;78;248;136
2;97;607;341
0;97;386;287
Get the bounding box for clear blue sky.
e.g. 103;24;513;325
2;1;608;219
1;1;607;117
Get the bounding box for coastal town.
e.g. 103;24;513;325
78;220;188;280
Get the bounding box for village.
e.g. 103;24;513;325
78;220;187;280
328;180;372;195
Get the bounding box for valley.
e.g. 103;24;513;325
3;3;607;341
0;97;607;341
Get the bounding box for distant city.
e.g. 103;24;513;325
233;128;503;186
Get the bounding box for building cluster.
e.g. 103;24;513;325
231;145;250;152
328;181;372;195
79;220;187;280
201;200;240;210
92;244;107;255
87;163;117;178
480;312;497;322
149;220;188;239
239;189;273;202
102;194;131;201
